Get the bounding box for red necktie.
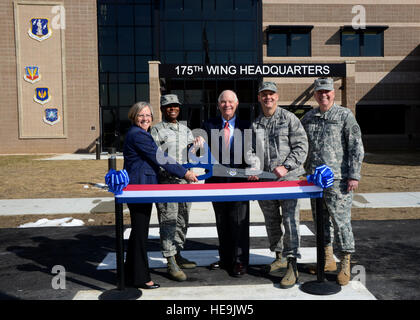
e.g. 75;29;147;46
224;121;230;150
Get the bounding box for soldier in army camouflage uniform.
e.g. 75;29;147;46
301;78;364;286
150;94;197;282
249;82;308;288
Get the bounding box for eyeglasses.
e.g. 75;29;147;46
136;114;152;118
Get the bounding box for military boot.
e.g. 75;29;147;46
337;253;351;286
260;252;287;274
175;252;197;269
307;246;337;274
167;256;187;282
280;257;299;289
324;246;337;272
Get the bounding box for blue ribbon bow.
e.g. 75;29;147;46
105;169;130;195
307;165;334;189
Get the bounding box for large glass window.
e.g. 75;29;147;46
290;32;310;56
341;31;360;56
158;0;261;132
267;33;287;56
159;0;260;65
98;0;262;151
267;26;312;57
159;0;262;134
98;1;154;151
341;27;386;57
363;31;383;56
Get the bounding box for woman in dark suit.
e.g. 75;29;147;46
123;101;197;289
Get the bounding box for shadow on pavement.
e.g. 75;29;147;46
2;227;118;299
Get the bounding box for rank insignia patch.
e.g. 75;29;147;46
23;66;41;84
43;108;60;125
34;88;51;105
28;18;52;41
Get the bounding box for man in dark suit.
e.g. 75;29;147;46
201;90;251;277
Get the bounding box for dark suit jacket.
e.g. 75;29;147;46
123;125;187;185
202;116;251;184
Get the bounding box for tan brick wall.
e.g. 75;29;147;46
263;3;420;24
0;0;99;154
384;27;420;57
357;83;420;101
0;1;19;153
311;27;340;57
262;2;420;108
1;1;419;153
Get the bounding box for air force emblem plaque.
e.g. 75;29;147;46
24;66;41;84
228;169;238;176
34;88;51;105
28;18;52;41
43;108;60;125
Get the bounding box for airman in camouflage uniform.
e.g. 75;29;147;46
249;82;308;288
150;94;196;282
301;78;365;286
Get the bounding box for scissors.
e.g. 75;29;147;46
182;142;277;181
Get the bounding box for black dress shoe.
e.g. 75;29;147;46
232;263;246;277
209;261;221;270
139;282;160;289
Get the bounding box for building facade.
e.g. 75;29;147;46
1;0;419;154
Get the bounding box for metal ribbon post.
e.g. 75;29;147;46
300;166;341;295
99;168;142;300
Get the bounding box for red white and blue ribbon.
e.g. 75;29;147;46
105;165;334;201
114;180;323;204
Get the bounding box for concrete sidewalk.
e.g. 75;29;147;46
0;198;263;224
0;192;419;224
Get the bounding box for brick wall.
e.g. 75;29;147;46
0;0;99;154
262;1;420;107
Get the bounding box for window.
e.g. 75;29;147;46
158;0;262;132
98;1;154;151
267;26;312;57
159;0;260;64
341;26;387;57
98;0;262;151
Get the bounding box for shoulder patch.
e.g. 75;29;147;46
351;125;361;135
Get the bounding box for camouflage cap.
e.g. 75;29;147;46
258;81;277;93
161;94;181;106
314;78;334;91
